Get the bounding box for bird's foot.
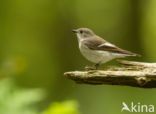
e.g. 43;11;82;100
84;65;96;71
85;63;101;70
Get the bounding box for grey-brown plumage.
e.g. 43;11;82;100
82;36;138;56
72;28;140;69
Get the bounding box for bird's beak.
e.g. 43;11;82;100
72;29;78;33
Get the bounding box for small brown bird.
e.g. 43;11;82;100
72;28;140;69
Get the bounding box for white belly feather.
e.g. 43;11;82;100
79;42;124;64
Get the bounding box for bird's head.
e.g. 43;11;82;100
72;28;95;40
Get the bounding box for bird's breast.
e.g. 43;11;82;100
79;43;115;63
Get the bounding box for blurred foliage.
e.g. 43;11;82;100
0;56;27;77
0;78;44;114
1;0;156;114
43;100;80;114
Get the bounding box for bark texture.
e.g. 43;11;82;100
64;60;156;88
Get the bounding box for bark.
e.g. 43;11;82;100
64;60;156;88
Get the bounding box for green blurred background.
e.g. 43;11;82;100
0;0;156;114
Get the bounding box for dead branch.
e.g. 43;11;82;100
64;60;156;88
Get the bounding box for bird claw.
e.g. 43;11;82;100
84;65;96;71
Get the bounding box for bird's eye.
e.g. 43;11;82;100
80;30;83;34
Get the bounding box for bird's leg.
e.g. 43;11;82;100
84;62;101;70
94;62;101;70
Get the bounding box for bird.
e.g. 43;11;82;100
72;28;140;69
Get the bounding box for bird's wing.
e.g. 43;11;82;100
83;37;138;56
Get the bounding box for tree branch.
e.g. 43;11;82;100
64;60;156;88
